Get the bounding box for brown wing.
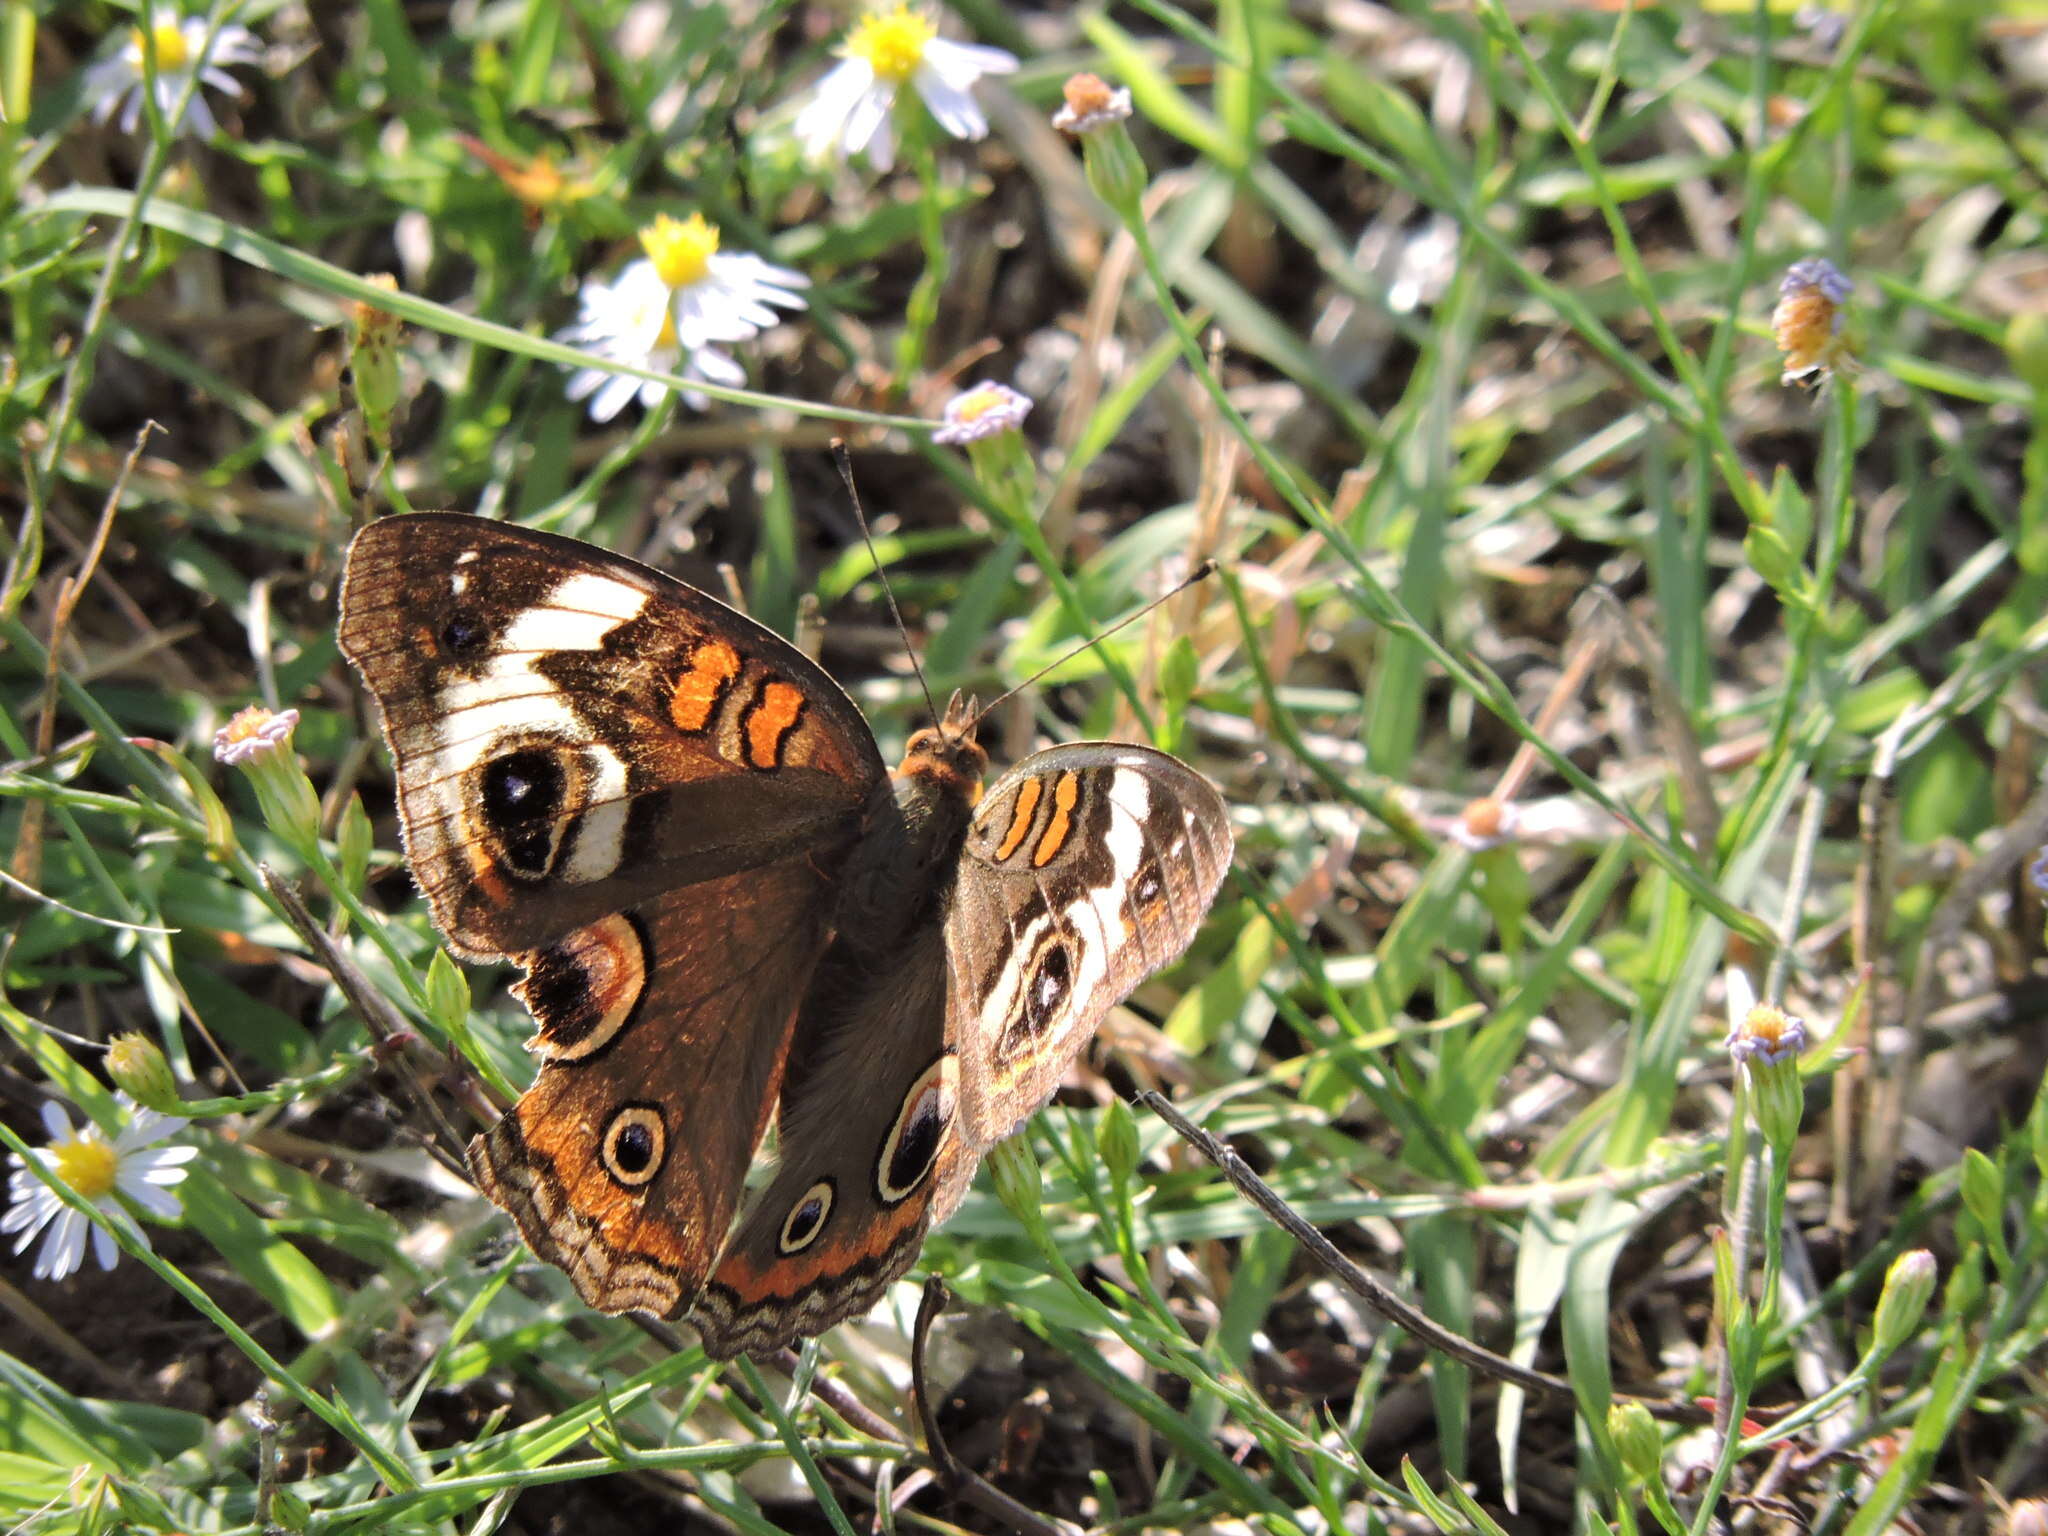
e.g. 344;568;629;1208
946;744;1232;1153
690;923;954;1358
337;513;885;959
469;863;833;1317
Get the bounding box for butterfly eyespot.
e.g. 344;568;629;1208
1134;865;1163;903
876;1058;950;1205
481;748;569;875
519;913;647;1062
1026;942;1073;1030
601;1105;666;1187
778;1180;835;1253
440;614;486;654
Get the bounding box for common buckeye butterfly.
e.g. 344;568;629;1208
338;512;1231;1358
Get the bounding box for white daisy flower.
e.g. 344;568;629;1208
4;1095;197;1283
794;5;1018;170
624;212;808;349
82;16;264;139
557;261;748;422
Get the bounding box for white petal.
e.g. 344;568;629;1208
672;288;758;348
841;80;897;162
795;59;876;158
688;346;746;387
122;1180;183;1219
924;38;1019;83
38;1102;69;1140
91;1221;119;1271
915;69;988;141
116;1106;177;1150
588;373;639;422
181;91;219;140
865;109;896;171
3;1193;52;1242
36;1209;85;1281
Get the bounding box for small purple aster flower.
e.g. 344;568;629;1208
212;705;300;766
1726;1003;1809;1068
2030;845;2048;895
932;382;1032;445
1780;256;1851;307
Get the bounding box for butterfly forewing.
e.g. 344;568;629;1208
946;743;1233;1157
337;514;885;958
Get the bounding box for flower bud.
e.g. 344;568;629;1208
106;1033;183;1114
425;949;472;1038
1727;1002;1809;1151
349;273;406;457
1869;1249;1936;1358
1606;1400;1663;1485
1096;1098;1140;1192
984;1134;1049;1247
213;705;320;857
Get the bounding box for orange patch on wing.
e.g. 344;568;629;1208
745;681;805;769
1031;771;1081;867
711;1198;925;1302
994;776;1044;862
669;639;742;733
465;839;511;904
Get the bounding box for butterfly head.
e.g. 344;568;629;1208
897;690;987;805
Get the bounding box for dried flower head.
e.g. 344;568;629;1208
933;381;1033;444
1449;797;1521;852
212;705;299;766
1052;73;1133;136
1773;256;1853;386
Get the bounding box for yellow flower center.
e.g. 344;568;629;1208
135;22;192;72
639;213;720;290
219;704;279;747
53;1134;119;1201
1742;1005;1792;1053
847;6;937;83
954;384;1004;421
654;311;679;350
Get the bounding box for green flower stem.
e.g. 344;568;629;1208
894;111;949;392
155;1053;368;1119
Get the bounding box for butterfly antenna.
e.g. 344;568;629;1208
832;440;942;727
968;560;1217;731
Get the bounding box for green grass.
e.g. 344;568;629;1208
5;1;2048;1532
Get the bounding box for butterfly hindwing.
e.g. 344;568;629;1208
470;862;836;1316
946;743;1234;1157
690;923;954;1359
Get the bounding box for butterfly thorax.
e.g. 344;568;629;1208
831;718;987;962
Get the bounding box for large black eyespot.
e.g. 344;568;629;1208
440;614;486;654
876;1058;949;1205
482;749;566;873
1026;942;1072;1031
601;1104;665;1187
778;1180;835;1253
